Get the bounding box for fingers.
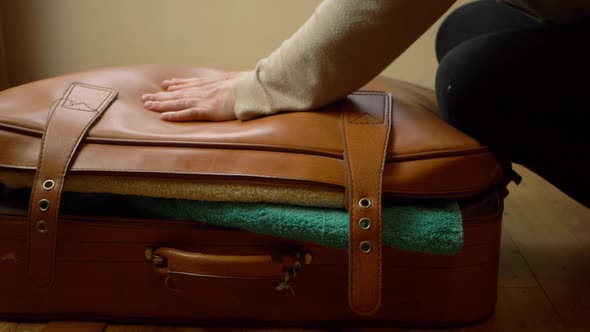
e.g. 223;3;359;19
160;106;237;122
161;78;199;90
142;89;206;102
142;91;186;102
160;108;210;122
144;99;198;112
161;74;237;91
166;81;208;91
143;73;241;122
162;77;217;91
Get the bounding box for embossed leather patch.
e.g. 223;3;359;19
347;98;385;124
62;84;116;112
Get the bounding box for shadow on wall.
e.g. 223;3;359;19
0;0;321;88
1;0;473;90
2;0;43;87
0;2;9;89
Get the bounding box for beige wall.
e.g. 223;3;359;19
2;0;470;89
0;3;8;90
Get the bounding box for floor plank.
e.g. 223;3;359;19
409;220;565;331
503;165;590;330
106;328;330;332
105;325;160;332
497;226;538;288
0;321;17;332
13;323;44;332
413;287;566;332
465;287;565;332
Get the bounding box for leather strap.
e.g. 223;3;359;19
28;83;117;287
42;321;106;332
341;91;392;315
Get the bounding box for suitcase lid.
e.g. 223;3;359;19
0;65;502;198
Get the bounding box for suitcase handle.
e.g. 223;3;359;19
145;247;312;281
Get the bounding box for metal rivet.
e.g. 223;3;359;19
359;198;372;209
360;241;372;253
303;252;313;265
38;199;50;211
36;220;48;234
42;180;55;191
359;217;371;230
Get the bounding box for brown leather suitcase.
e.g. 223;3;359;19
0;65;503;327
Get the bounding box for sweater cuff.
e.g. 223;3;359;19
234;70;274;121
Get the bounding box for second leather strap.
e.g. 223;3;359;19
340;91;392;315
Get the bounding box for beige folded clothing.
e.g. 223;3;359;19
0;170;345;208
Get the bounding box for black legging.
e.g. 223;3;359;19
435;0;589;208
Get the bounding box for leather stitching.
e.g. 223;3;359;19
27;84;116;285
47;105;102;274
344;92;391;314
344;92;389;314
341;103;357;309
375;93;392;310
26;85;70;279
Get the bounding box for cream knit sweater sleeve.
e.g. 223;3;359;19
233;0;456;120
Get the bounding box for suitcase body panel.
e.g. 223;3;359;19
0;191;502;327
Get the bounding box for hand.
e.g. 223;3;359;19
142;71;247;122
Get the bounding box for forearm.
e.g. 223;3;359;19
234;0;455;120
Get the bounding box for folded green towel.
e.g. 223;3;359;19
4;188;463;255
121;196;463;255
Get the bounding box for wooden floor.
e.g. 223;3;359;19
1;165;588;332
